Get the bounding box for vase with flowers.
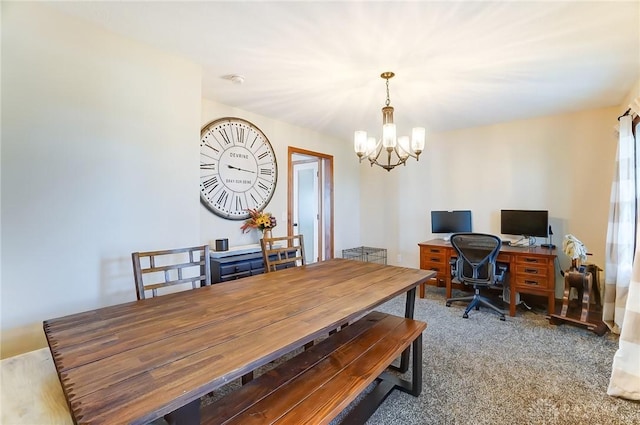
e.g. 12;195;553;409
240;208;277;240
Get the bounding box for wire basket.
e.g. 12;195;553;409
342;246;387;265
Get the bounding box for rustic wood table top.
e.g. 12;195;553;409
43;258;434;425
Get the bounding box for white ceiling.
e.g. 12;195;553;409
48;1;640;140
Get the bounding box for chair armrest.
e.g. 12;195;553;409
495;262;509;283
449;257;457;278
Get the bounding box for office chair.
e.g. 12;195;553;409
445;233;507;320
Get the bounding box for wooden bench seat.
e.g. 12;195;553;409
201;311;427;425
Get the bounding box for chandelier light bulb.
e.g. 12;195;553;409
354;131;367;155
382;123;396;149
412;127;426;153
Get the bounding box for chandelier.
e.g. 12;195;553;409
354;72;425;171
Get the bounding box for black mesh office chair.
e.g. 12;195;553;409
446;233;507;320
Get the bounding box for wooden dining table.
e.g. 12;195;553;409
43;258;434;425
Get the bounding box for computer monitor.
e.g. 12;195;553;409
431;210;472;240
500;209;548;238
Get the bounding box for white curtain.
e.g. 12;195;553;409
606;106;640;400
604;115;637;333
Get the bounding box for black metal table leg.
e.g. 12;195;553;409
390;286;417;373
163;398;200;425
405;286;416;319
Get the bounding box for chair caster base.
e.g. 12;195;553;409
446;302;451;307
463;313;469;319
499;315;506;321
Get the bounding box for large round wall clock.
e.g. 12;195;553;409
200;117;278;220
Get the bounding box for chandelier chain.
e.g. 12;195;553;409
385;78;391;107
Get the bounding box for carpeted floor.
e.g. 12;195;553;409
354;286;639;425
200;286;639;425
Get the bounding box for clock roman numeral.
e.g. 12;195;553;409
201;142;219;154
235;195;243;212
259;168;272;176
249;134;259;149
202;176;219;194
201;163;216;171
257;151;269;160
218;129;232;145
235;127;245;145
257;181;269;193
202;176;218;189
216;189;229;207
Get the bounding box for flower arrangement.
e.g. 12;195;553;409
240;208;277;233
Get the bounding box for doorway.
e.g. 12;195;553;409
288;147;334;263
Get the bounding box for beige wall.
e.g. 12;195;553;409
360;107;619;297
199;100;361;255
0;3;361;358
1;3;202;357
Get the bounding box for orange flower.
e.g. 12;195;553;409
240;209;277;233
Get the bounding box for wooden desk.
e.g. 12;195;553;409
43;259;434;425
418;239;557;317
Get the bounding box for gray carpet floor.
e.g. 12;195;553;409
356;286;639;425
198;286;639;425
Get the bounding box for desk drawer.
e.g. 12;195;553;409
516;255;549;265
423;246;446;255
514;264;548;277
422;251;446;265
514;274;548;289
423;263;447;275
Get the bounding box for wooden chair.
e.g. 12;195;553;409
260;234;306;273
132;245;211;300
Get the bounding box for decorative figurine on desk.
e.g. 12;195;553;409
563;234;588;267
549;235;606;335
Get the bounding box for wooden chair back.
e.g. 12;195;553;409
132;245;211;300
261;235;306;273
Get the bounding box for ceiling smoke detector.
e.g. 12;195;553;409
222;74;245;85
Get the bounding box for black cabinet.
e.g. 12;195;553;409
210;251;267;283
210;249;301;283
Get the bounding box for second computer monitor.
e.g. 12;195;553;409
500;209;548;238
431;210;472;238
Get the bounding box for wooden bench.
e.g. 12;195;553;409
201;311;427;425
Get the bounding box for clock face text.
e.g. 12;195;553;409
200;118;277;219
